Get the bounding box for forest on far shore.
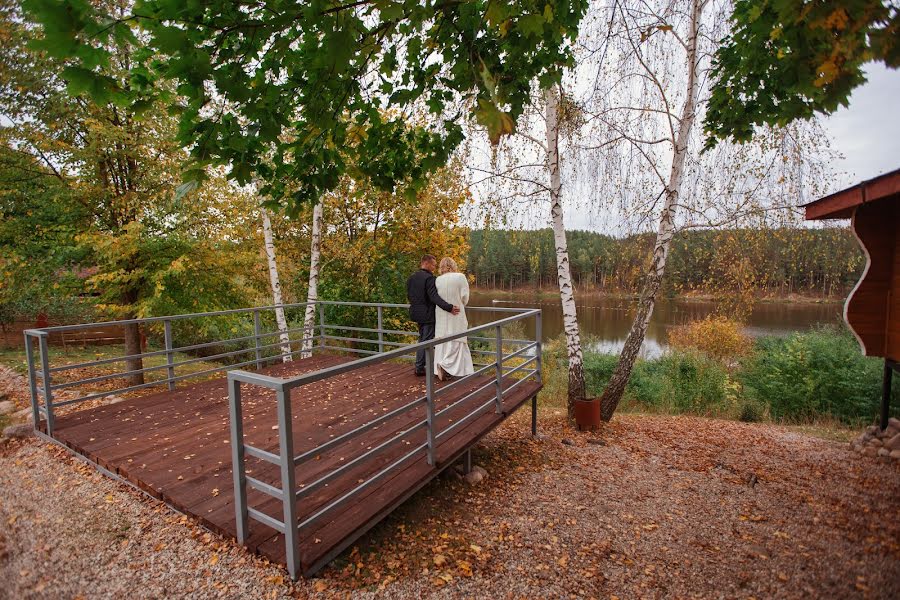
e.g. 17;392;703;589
467;227;863;299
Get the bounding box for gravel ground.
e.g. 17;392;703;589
1;412;898;599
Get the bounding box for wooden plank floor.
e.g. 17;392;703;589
46;353;541;576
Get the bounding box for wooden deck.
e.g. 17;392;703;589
45;353;541;576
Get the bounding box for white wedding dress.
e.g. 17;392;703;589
434;272;475;377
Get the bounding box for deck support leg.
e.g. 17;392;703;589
276;387;300;579
881;359;894;430
228;377;249;545
460;449;472;475
531;395;538;437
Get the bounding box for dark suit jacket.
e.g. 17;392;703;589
407;268;453;324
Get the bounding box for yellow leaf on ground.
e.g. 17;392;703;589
433;554;447;567
209;554;219;566
313;580;327;592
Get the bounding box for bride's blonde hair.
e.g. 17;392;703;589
439;257;458;274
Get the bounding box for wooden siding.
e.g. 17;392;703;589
844;199;899;360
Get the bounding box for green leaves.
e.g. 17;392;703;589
23;0;589;211
704;0;898;149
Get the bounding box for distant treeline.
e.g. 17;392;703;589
467;227;864;297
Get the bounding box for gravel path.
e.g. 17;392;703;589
1;412;898;599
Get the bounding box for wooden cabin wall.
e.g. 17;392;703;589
844;199;898;358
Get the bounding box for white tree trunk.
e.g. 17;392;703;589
261;207;292;363
545;86;586;413
601;0;703;421
301;199;323;358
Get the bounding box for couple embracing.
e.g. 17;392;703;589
406;254;474;381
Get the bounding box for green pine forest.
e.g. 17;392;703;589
466;227;864;299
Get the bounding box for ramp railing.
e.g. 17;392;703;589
226;303;541;578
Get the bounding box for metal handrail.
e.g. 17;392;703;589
225;301;543;579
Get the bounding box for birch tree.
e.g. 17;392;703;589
598;0;705;420
301;199;323;358
261;207;292;362
545;87;586;410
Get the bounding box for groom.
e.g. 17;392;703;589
407;254;459;376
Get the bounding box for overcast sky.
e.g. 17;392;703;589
820;63;900;187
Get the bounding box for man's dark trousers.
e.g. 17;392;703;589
415;322;436;374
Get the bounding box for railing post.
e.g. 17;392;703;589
163;319;175;391
377;305;384;354
318;303;326;349
494;325;503;413
535;310;543;384
276;386;300;579
228;376;249;545
37;332;55;436
24;332;41;428
425;346;435;466
253;309;263;369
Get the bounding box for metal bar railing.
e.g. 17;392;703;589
163;320;175;391
25;299;542;580
224;301;542;579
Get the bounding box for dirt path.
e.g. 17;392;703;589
1;413;898;599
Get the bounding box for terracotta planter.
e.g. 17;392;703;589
573;398;601;431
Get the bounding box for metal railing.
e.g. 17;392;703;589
227;302;542;578
23;302;328;436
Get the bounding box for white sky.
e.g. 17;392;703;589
819;63;900;188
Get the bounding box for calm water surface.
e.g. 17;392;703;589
467;290;842;358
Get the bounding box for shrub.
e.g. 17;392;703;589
584;350;730;417
668;315;751;364
739;325;899;425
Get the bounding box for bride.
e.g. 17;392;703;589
434;257;474;381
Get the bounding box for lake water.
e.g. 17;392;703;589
467;290;842;358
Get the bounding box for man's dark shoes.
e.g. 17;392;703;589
415;370;426;377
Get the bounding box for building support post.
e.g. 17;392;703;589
882;359;894;430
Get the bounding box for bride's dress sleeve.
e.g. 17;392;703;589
460;274;469;305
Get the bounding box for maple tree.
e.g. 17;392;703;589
24;0;588;211
1;0;262;381
705;0;899;146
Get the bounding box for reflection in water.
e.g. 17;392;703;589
468;291;842;359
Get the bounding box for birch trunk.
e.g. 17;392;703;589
301;199;323;358
545;86;586;414
600;0;703;421
261;207;292;362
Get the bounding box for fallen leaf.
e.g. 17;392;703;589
433;554;447;567
209;554;219;566
313;580;327;592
